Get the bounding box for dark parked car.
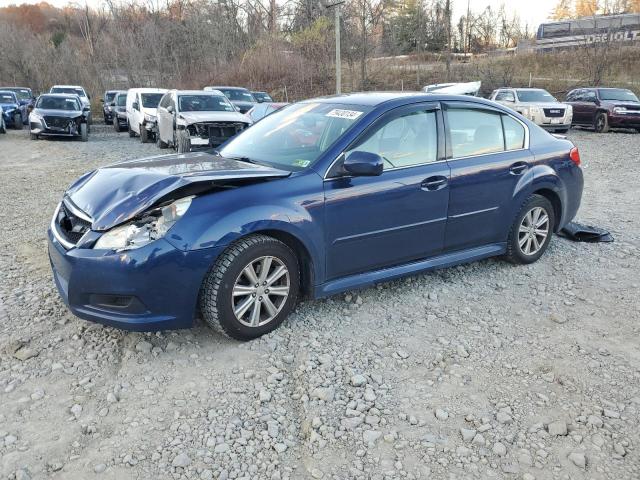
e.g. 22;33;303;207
112;92;128;132
29;93;90;141
48;93;583;340
247;102;288;123
0;86;34;124
102;90;124;124
565;87;640;133
205;86;256;113
0;90;23;129
251;91;273;103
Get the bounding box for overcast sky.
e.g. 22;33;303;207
0;0;559;27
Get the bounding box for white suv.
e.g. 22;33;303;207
156;90;251;153
490;88;572;133
125;88;167;143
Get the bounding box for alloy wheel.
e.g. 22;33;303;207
232;256;290;327
518;207;550;256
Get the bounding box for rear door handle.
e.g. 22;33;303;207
509;162;528;175
421;176;448;191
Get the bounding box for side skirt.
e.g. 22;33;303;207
314;243;506;299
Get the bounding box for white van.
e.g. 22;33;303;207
125;88;167;143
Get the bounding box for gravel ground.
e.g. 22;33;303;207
0;125;639;480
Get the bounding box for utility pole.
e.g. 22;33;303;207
325;1;345;94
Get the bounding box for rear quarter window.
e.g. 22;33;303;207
447;109;505;158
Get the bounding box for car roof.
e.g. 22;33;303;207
0;86;30;90
209;86;250;91
173;89;225;96
40;93;81;98
127;88;167;93
0;90;17;95
302;92;498;108
51;85;85;89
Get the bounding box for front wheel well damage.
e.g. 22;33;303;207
532;188;562;232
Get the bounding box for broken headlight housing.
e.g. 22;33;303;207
94;196;193;251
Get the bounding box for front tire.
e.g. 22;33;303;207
176;130;191;153
128;123;135;138
80;123;88;142
157;132;168;149
30;133;38;140
140;124;150;143
594;112;609;133
13;113;22;130
114;119;121;132
505;194;555;265
199;234;300;341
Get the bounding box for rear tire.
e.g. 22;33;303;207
80;123;88;142
199;234;300;341
505;194;555;265
176;130;191;153
13;113;22;130
594;112;609;133
128;123;135;137
114;119;121;132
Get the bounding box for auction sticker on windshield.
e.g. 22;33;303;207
326;109;364;120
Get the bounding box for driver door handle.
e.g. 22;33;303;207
421;176;448;191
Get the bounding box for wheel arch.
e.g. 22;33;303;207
254;229;315;299
532;188;562;232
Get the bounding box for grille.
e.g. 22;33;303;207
543;108;565;118
56;202;91;245
190;122;247;146
44;116;74;129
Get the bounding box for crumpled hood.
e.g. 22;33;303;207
33;108;83;118
179;111;250;124
65;151;290;231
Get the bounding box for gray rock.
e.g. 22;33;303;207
311;387;335;402
172;452;191;468
363;430;382;445
460;428;476;442
493;442;507;456
568;451;586;469
350;374;367;387
496;411;513;424
435;408;449;420
135;340;152;353
93;463;107;473
548;420;568;436
14;347;38;361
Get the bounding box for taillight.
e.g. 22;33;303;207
569;147;581;167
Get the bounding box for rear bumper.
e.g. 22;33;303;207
540;123;571;131
48;229;222;331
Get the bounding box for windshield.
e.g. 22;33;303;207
598;88;639;102
116;94;127;106
516;89;557;103
0;92;17;104
1;88;31;100
51;87;86;98
141;93;164;108
253;92;273;102
221;89;255;102
219;102;372;171
105;92;117;102
178;94;235;112
37;96;81;110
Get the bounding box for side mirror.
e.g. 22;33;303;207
100;98;104;103
109;102;115;107
83;106;90;112
343;151;384;177
132;101;139;111
167;105;174;114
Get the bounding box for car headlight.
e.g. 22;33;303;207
106;106;112;112
94;196;193;251
613;106;626;114
30;112;43;123
144;113;156;123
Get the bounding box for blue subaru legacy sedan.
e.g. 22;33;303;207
48;93;583;340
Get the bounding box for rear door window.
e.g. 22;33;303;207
446;108;505;158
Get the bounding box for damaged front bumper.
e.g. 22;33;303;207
186;121;248;148
48;227;224;331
